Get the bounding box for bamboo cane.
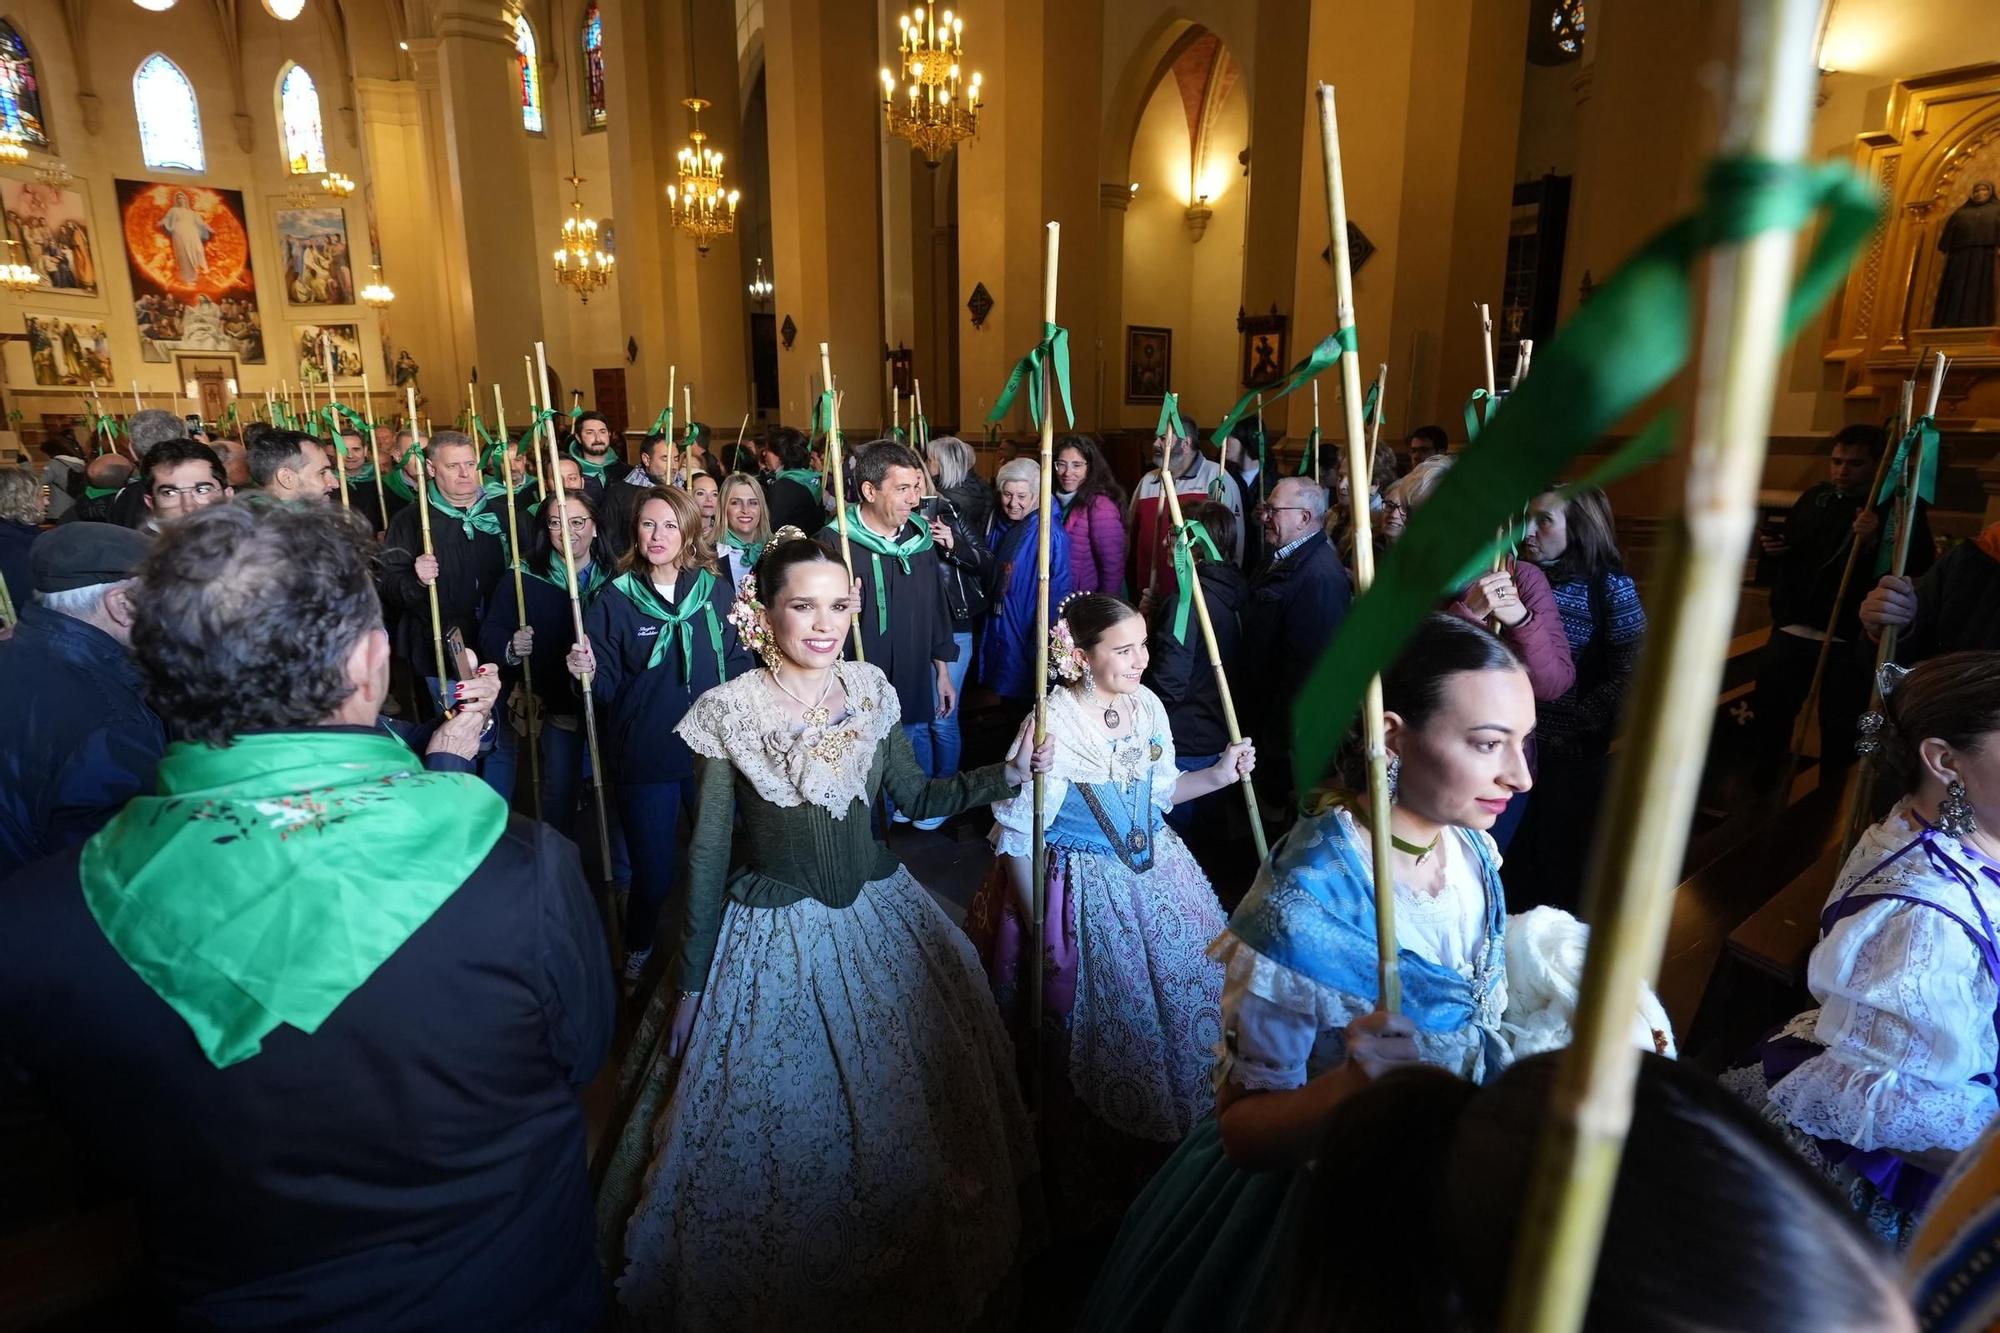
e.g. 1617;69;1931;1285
1317;82;1399;1011
130;379;140;411
683;382;694;481
537;340;621;966
406;385;450;718
1311;379;1322;483
1158;455;1269;865
1478;303;1507;606
496;380;542;822
1367;361;1388;489
524;356;546;493
1500;3;1821;1327
1253;392;1269;508
820;343;865;662
363;372;387;531
735;413;749;462
893;385;901;436
326;338;349;510
667;365;679;485
1029;221;1062;1114
913;378;926;448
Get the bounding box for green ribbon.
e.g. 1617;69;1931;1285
316;401;372;441
81;483;121;500
1154;391;1184;445
1169;520;1225;643
986;321;1075;429
777;467;823;501
912;412;930;449
77;730;507;1068
427;482;505;545
568;400;584;424
383;450;419;503
611;568;726;676
720;529;765;567
812;391;832;439
647;405;675;441
841;506;936;634
1874;415;1939;576
1290;154;1879;794
1463;388;1497;443
1213;330;1346;447
1300;426;1323;479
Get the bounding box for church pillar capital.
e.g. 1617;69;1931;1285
1099;182;1131;212
404;39;442;91
76;92;102;137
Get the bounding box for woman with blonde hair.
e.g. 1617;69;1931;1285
569;484;749;983
0;466;44;620
715;472;771;590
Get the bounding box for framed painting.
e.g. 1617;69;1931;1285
23;311;112;385
275;205;354;305
1;179;99;295
116;179;266;364
1125;324;1171;404
1239;313;1287;389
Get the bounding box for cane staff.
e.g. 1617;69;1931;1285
1028;221;1062;1110
1502;2;1825;1325
537;340;622;965
1367;361;1388;488
734;413;749;465
523;356;547;493
1158;452;1270;866
683;382;694;480
405;385;451;718
1310;379;1323;483
324;337;349;510
819;343;865;662
1476;303;1510;624
495;380;542;821
913;378;928;448
363;372;387;532
666;365;679;484
1317;84;1399;1010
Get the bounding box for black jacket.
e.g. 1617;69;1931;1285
0;604;167;879
0;517;34;613
1241;531;1352;792
379;494;510;677
764;474;826;538
0;803;612;1330
1900;535;2000;662
1145;558;1248;757
581;567;750;784
479;563;603;716
943;474;997;540
1770;482;1933;639
818;520;957;725
932;495;993;629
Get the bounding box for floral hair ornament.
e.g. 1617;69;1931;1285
1047;590;1090;684
727;571;774;664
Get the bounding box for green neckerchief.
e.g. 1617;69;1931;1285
383;468;417;503
842;507;936;634
569;441;611;483
1169;521;1225;643
719;529;765;567
77;730;507;1069
521;553;606;602
611;568;727;676
345;461;377;486
777;467;823;501
82;483;121;500
428;483;505;545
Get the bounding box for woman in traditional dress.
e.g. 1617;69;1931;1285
715;471;769;589
1725;651;2000;1246
567;484;747;984
595;532;1052;1333
967;592;1252;1220
1079;613;1672;1332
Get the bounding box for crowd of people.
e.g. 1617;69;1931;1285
0;399;1998;1331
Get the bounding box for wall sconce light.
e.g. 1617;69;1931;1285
1185;195;1213;242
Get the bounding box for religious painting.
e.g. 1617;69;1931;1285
1;180;98;295
1125;325;1171;404
115;179;266;364
1239;313;1287;389
23;312;113;386
293;323;363;383
1930;178;1999;329
275;205;354;305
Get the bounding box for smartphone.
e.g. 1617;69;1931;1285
184;414;205;435
445;627;475;683
917;496;941;519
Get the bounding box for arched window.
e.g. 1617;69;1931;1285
581;3;606;131
1549;0;1585;56
278;64;326;175
0;20;46;146
134;54;203;172
514;14;544;134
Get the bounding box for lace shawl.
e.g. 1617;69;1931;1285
674;661;900;818
988;685;1177;859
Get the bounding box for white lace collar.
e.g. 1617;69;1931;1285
674;660;900;817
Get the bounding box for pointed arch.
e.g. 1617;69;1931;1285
581;2;606;131
514;13;544;134
277;63;326;175
134;53;203;172
0;18;47;147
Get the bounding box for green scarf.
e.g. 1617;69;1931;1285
720;529;765;567
78;730;508;1068
428;483;505;545
842;507;936;634
345;461;377;486
521;554;606;602
82;484;121;500
569;441;611;483
611;568;727;676
777;467;823;501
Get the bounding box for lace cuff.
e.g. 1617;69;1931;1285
989;823;1034;859
1768;1051;1999;1153
1208;932;1366;1031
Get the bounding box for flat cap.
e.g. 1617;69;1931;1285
30;521;151;594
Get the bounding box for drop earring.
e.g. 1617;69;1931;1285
1386;753;1401;805
1940;779;1979;840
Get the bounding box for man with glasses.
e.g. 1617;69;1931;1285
142;438;234;531
1242;476;1352;811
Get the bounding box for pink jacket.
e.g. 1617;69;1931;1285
1448;558;1576;700
1062;492;1128;597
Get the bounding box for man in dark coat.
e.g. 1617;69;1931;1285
762;425;827;537
1861;520;2000;660
1144;500;1247;841
0;499;611;1329
568;410;623;499
0;523;165;878
1241;476;1352;811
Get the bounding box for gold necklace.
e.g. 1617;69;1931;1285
767;667;835;727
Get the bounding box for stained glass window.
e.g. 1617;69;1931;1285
582;3;606;131
279;64;326;175
515;14;544;134
135;54;204;172
0;21;47;146
1550;0;1585;56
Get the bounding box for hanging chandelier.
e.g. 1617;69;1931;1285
33;158;72;190
321;170;356;198
880;5;982;167
667;98;739;256
747;256;772;304
553;174;614;301
361;264;396;309
0;239;41;293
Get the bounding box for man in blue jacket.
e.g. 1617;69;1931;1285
0;522;165;878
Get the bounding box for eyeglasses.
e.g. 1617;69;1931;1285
546;516;592;533
1382;501;1410;518
1253;504;1312;519
152;482;221;502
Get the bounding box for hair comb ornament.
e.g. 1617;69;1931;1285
1048;605;1089;684
1876;662;1911;698
768;524;811;550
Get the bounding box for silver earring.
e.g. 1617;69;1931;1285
1386;753;1401;805
1940;779;1979;839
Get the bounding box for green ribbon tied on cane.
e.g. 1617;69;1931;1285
426;482;505;546
1300;426;1323;478
841;505;936;634
611;569;728;677
1463;387;1497;443
1289;154;1879;794
1155;392;1184;445
814;391;837;442
568;400;584;424
647;405;675;442
987;322;1075;430
1873;415;1939;576
1168;520;1225;643
1212;330;1350;448
316;401;372;441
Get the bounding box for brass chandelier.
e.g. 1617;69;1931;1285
666;97;739;256
553;175;614;302
880;5;982;167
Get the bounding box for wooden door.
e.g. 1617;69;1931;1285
592;368;629;439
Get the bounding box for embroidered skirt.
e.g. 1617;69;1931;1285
596;867;1037;1332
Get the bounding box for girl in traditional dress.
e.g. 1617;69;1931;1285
567;485;747;983
715;471;769;589
1725;651;2000;1246
594;532;1052;1333
1080;614;1672;1332
967;592;1252;1217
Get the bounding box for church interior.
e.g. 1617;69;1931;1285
5;0;2000;1326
